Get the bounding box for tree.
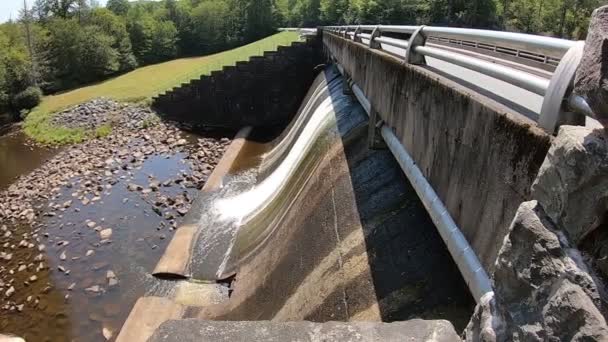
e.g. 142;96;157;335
45;18;119;88
90;8;137;71
149;20;179;63
106;0;130;16
190;0;231;53
245;0;275;40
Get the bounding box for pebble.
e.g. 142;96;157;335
102;326;113;340
99;229;112;240
85;285;101;293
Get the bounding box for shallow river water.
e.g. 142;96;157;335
0;127;229;341
0;129;57;191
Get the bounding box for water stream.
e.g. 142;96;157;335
0;127;229;341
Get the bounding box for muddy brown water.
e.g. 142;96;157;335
0;130;220;341
0;129;58;191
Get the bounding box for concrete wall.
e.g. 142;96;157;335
323;32;552;272
152;38;323;129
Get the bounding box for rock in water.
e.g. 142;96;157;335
102;326;113;340
0;334;26;342
99;229;112;240
574;5;608;126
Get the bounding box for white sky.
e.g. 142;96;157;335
1;0;109;23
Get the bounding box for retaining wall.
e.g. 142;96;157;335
323;31;552;272
152;37;323;129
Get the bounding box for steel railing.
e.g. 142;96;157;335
322;25;597;133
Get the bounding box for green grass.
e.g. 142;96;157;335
24;31;300;144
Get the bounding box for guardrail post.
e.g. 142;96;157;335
353;26;362;43
368;107;387;150
538;41;586;134
406;25;427;65
343;75;353;96
369;26;381;49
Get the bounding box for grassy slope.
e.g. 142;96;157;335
24;31;300;144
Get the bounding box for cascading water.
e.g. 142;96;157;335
154;66;474;327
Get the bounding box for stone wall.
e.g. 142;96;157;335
152;37;323;129
323;31;552;272
465;126;608;341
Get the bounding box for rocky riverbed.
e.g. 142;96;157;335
0;100;232;341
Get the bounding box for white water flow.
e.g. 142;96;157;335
185;70;351;280
215;96;336;223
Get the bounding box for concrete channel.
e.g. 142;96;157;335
117;66;475;341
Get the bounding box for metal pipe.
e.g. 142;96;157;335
568;94;595;118
416;45;550;96
348;78;493;303
376;25;418;34
375;36;409;50
422;27;575;58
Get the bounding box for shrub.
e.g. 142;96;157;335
13;86;43;111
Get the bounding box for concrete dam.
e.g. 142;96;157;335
119;14;608;342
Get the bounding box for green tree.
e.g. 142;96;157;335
89;8;137;71
106;0;130;16
190;0;231;52
245;0;275;40
46;18;118;88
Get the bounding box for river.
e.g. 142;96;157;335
0;125;231;341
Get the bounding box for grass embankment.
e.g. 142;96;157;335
24;31;300;144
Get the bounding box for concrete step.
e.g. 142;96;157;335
148;319;461;342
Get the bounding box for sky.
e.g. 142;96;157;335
0;0;108;23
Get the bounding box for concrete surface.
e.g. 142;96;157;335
323;31;552;272
149;319;461;342
153;38;323;129
180;68;473;327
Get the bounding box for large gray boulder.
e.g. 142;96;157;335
574;5;608;126
532;125;608;245
149;319;461;342
465;201;608;342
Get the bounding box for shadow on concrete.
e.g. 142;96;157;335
193;67;474;331
331;75;475;329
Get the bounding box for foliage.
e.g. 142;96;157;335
23;31;299;144
106;0;130;16
13;86;43;111
0;0;599;130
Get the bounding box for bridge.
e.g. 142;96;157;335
118;7;608;342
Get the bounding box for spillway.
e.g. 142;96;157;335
121;66;475;340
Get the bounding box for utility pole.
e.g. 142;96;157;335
23;0;38;86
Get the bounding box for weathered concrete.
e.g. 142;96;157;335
574;5;608;126
153;126;253;278
532;126;608;245
153;38;323;129
323;31;552;272
116;297;185;342
465;201;608;341
149;319;461;342
179;69;473;326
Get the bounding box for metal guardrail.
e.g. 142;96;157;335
322;25;596;133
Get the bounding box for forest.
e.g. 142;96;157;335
0;0;604;117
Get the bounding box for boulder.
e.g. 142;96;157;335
574;5;608;126
465;201;608;341
532;125;608;245
149;319;461;342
